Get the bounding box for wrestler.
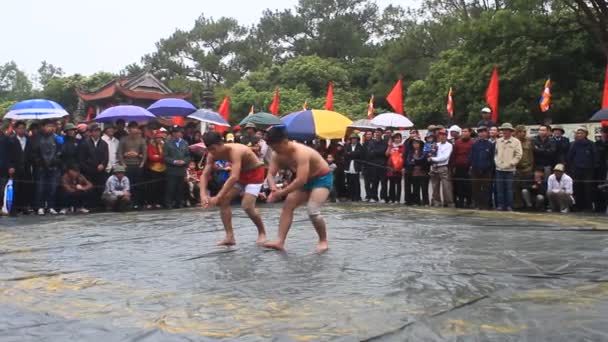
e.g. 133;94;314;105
200;132;267;246
264;126;331;253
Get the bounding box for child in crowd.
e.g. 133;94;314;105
186;161;202;206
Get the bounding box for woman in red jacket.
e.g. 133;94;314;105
386;133;406;203
145;131;167;209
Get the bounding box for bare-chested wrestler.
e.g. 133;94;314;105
264;126;331;253
200;132;267;246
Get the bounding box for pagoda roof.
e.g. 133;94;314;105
77;72;191;102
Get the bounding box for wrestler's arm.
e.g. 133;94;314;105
199;153;215;206
266;154;279;191
213;149;242;202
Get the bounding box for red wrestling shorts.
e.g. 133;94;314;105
238;165;266;185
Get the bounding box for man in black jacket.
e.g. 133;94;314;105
79;124;109;208
594;126;608;212
61;123;80;171
533;124;557;176
551;126;570;165
31;120;62;215
364;128;388;202
0;129;7;211
344;133;364;202
7;121;33;215
567;127;597;211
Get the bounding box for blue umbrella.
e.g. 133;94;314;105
147;98;197;117
95;105;156;123
187;109;230;127
5;99;69;120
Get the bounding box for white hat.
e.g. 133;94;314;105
481;107;492;113
160;127;168;132
448;125;462;134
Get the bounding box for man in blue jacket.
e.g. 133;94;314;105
470;126;495;210
567;127;597;211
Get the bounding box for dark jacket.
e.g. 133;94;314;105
405;149;429;175
0;134;8;174
595;138;608;180
344;142;364;173
470;139;495;172
567;139;596;171
551;136;570;165
163;138;191;177
79;138;109;176
7;134;32;174
533;136;556;168
31;133;62;171
451;138;474;168
364;139;388;165
61;136;80;171
477;119;496;128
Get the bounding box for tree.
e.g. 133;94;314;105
37;61;64;88
564;0;608;57
0;61;33;101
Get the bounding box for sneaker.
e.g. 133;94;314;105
145;205;153;210
37;208;45;216
77;208;90;214
369;199;377;203
49;209;58;215
133;205;140;210
155;204;163;209
59;208;68;215
560;208;570;214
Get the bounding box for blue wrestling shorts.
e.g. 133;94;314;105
303;171;334;192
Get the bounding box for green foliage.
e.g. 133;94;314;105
0;61;33;102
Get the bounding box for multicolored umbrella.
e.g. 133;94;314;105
371;113;414;128
5;99;69;120
239;112;282;127
280;109;353;140
147;98;197;117
187;109;230;127
95;105;156;123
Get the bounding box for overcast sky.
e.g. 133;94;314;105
0;0;419;77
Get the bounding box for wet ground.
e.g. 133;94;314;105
0;204;607;341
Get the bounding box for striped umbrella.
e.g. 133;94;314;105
280;109;352;140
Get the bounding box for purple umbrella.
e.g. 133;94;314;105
95;105;156;123
147;98;197;117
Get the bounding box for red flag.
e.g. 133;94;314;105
367;95;375;119
447;87;454;118
216;96;230;133
325;82;334;111
386;79;403;114
269;88;280;115
485;66;499;122
249;105;255;115
302;101;308;110
602;64;608;109
172;116;185;126
539;78;551;112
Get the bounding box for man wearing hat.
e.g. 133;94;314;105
163;125;191;209
494;123;522;211
118;121;147;209
470;126;495;210
550;125;569;165
61;123;79;172
344;133;364;202
79;124;109;208
240;123;258;146
102;165;132;212
567;126;597;211
364;127;388;203
477;107;496;128
429;128;454;207
546;164;574;213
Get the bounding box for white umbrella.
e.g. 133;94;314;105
187;109;230;127
371;113;414;128
348;119;384;130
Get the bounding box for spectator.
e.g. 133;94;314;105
429;128;454;208
362;131;374;200
567;127;597;211
327;154;338;202
183;122;197;145
593;126;608;213
61;124;79;171
102;165;131;212
470;126;495;210
452;127;474;208
477;107;497;128
31;120;62;215
255;130;272;165
533;124;556;176
494;123;523;211
344;133;363;202
114;119;128;141
7;121;33;215
0;128;7;210
118;121;147;209
102;126;120;174
386;133;405;204
546;164;574;213
240;123;258;146
164;126;190;209
364;128;388;203
332;142;347;199
403;129;419;203
448;125;461;143
79;124;109;208
193;131;202;144
514;125;534;210
489;126;499;144
186;160;201;206
551;126;570;165
60;165;94;214
146;130;166;209
406;138;430;206
521;169;547;211
76;123;89;142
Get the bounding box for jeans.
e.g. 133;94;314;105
388;174;402;203
62;190;94;209
453;166;472;207
165;175;185;208
573;168;594;211
145;170;165;206
126;166;144;206
35;168;59;210
471;169;492;210
410;175;429;205
366;167;384;201
345;173;361;201
495;170;514;210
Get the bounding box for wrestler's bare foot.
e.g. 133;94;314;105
263;240;285;251
217;237;236;246
316;240;329;253
255;233;267;245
